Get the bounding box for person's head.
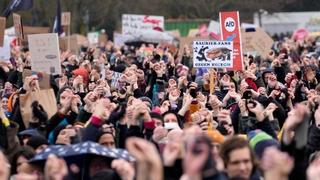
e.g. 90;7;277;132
26;135;49;154
97;131;116;149
163;111;181;130
58;86;73;103
248;130;280;159
220;136;256;180
11;146;35;174
138;97;153;110
206;130;225;157
1;95;9;111
55;125;77;145
150;111;164;127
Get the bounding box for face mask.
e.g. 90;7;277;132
164;122;180;130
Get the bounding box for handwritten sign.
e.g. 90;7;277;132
28;33;61;75
122;14;164;35
61;12;71;26
13;13;23;42
0;17;5;47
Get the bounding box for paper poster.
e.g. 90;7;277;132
113;32;125;47
122;14;164;35
13;13;24;41
193;41;233;68
61;12;71;26
0;17;6;47
0;35;11;61
87;32;99;44
220;11;243;70
28;33;61;75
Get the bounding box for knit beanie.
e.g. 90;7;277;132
248;130;279;159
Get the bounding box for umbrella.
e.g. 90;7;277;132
30;141;134;163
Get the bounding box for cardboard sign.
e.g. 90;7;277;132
61;12;71;26
122;14;164;35
193;41;233;68
28;33;61;75
23;26;50;35
87;32;99;44
0;35;11;61
13;13;24;42
241;28;274;58
0;17;6;47
59;34;87;54
220;11;243;70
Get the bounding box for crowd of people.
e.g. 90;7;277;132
0;32;320;180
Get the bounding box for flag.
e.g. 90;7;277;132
53;0;63;35
2;0;33;18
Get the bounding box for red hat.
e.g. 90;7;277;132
73;67;89;85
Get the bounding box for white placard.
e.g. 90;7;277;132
193;41;233;68
122;14;164;35
0;35;11;61
28;33;61;74
87;32;99;45
113;32;125;47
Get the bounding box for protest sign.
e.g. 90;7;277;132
61;12;71;26
59;34;87;54
0;35;11;61
193;41;233;68
241;28;274;58
122;14;164;35
28;33;61;75
0;17;6;47
220;11;243;70
87;32;99;44
13;13;24;43
113;32;125;47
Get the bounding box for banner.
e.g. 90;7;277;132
122;14;164;35
61;12;71;26
0;36;11;61
0;17;5;47
28;33;61;75
219;11;243;70
13;13;23;42
193;41;233;68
